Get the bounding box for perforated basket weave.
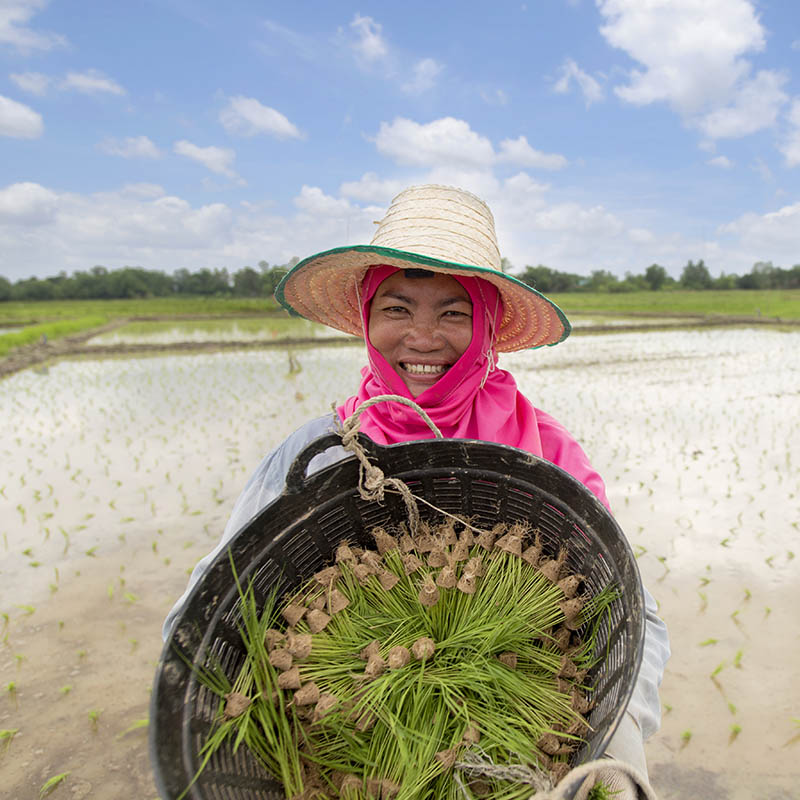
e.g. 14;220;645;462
150;434;644;800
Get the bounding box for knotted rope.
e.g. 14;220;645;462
336;395;442;536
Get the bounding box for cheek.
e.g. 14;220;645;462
367;316;393;359
451;324;474;358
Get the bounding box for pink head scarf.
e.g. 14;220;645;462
336;266;544;456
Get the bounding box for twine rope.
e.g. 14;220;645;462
337;395;442;535
453;752;657;800
337;394;501;539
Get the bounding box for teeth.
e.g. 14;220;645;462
403;363;447;375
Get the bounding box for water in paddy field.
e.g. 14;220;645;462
0;327;798;799
86;316;343;345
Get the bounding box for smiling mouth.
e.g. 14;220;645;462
400;362;448;376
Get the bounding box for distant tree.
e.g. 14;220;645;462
679;259;713;290
584;270;619;292
262;266;289;296
174;268;230;295
644;264;668;291
12;277;56;300
0;276;11;301
713;271;738;290
232;266;263;296
519;265;582;292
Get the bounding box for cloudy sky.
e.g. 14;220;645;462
1;0;799;282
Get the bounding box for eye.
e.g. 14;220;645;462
380;304;410;316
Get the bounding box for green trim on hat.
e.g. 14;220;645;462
275;245;572;347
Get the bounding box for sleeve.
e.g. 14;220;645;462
161;414;346;640
535;408;670;743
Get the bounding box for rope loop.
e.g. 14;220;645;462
336;395;442;535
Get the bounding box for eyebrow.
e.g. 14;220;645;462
378;290;472;309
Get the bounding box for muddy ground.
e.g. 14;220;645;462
1;326;798;800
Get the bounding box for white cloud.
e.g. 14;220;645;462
0;94;43;138
719;202;800;253
375;117;495;169
174;140;239;179
60;69;125;95
219;96;303;139
401;58;443;94
99;135;161;159
119;183;166;199
479;88;509;106
0;180;381;279
294;186;355;217
553;58;604;106
9;70;50;95
599;0;764;112
697;70;788;139
497;136;568;170
708;155;733;168
0;181;57;223
339;172;406;203
374;118;568;174
349;14;387;62
779;99;800;168
0;0;66;52
598;0;787;140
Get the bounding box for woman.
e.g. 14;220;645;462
164;185;669;798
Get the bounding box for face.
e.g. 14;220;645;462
368;271;473;396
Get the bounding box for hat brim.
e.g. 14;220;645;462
275;245;571;352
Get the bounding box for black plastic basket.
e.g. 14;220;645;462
150;433;645;800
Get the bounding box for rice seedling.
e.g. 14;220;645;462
118;717;148;738
699;638;717;647
88;709;102;731
0;728;19;755
183;519;623;798
5;681;18;708
680;730;692;749
39;771;70;797
733;650;744;668
728;724;742;745
59;685;72;696
783;719;800;747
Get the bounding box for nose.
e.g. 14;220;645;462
404;314;441;351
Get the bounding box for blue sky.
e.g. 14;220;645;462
1;0;799;282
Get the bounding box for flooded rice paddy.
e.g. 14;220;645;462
87;316;343;346
1;326;798;799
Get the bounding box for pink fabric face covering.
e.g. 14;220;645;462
337;265;545;457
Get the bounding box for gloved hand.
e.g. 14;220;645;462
549;757;658;800
550;713;658;800
572;763;641;800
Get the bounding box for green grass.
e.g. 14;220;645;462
0;316;108;357
549;289;800;319
0;295;282;325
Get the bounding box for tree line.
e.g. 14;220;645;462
517;260;800;293
1;258;798;302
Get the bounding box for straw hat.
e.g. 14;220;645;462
275;184;570;351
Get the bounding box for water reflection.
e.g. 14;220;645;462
87;317;343;345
